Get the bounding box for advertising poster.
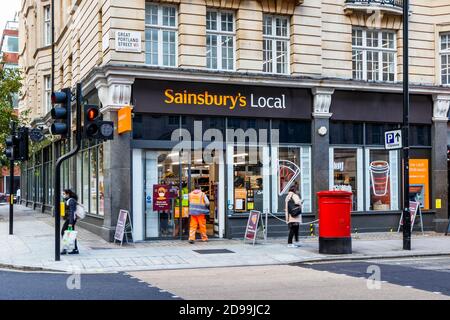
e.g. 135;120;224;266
245;210;261;241
399;201;420;227
234;188;247;211
114;209;128;242
409;159;429;210
369;160;391;211
153;185;170;211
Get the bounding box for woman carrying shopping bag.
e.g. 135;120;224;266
61;189;80;255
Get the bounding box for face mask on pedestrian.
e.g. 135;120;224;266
62;193;69;200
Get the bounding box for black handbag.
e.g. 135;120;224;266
288;198;302;217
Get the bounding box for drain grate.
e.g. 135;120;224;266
193;249;235;254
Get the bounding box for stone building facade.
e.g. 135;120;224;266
18;0;450;241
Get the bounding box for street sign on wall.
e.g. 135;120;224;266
115;30;141;53
385;130;402;150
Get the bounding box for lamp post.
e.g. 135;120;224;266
402;0;411;250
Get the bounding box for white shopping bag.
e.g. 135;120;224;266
62;230;78;251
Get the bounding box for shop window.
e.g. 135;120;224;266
98;145;105;216
43;146;53;205
272;146;312;214
330;148;363;211
272;120;311;144
366;149;399;211
82;150;89;209
330;122;363;145
206;10;235;71
182;116;226;141
228;145;270;214
410;125;431;147
168;116;179;126
409;158;430;210
90;147;98;215
145;3;177;67
227;118;269;132
77;143;104;217
365;123;399;145
133;115;178;140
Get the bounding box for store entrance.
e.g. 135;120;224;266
186;158;219;238
144;150;222;240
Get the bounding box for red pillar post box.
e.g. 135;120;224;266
317;191;352;254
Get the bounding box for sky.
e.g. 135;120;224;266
0;0;21;33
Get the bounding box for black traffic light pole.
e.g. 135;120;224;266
402;0;412;250
54;83;82;261
9;159;14;235
9;122;16;235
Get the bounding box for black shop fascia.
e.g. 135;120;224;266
132;79;312;120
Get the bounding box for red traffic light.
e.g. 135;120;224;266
87;108;99;121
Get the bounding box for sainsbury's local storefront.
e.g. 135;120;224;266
128;78;438;241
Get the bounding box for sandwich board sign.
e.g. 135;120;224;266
114;209;134;245
398;201;424;234
385;130;402;150
244;210;265;245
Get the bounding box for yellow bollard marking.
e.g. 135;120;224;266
60;202;65;217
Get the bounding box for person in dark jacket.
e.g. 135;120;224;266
61;189;79;255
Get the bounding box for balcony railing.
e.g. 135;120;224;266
344;0;404;15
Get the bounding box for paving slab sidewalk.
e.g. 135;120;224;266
1;205;449;273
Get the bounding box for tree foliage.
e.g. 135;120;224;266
0;67;23;165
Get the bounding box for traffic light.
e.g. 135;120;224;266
83;105;114;140
5;135;19;160
16;127;29;161
50;88;72;138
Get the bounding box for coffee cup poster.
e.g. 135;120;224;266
369;160;391;211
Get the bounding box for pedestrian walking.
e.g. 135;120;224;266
285;186;303;248
61;189;80;255
188;184;210;244
16;188;20;203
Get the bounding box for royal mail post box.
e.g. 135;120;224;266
317;191;352;254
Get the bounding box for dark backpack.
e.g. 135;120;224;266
288;198;302;217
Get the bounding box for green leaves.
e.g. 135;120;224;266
0;66;22;164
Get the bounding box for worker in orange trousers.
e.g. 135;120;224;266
188;184;210;243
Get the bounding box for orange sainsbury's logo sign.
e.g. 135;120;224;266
164;89;286;111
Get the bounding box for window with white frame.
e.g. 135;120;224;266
44;5;51;46
263;15;290;74
44;75;52;113
440;33;450;85
206;10;235;71
145;3;177;67
352;29;396;82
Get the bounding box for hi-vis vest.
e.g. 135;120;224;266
189;191;209;216
175;187;189;207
